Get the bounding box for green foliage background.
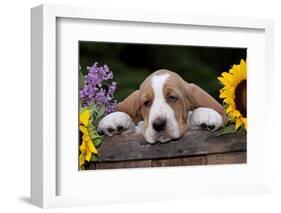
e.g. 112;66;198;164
79;42;246;102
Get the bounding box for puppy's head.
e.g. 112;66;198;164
139;70;191;143
117;69;225;143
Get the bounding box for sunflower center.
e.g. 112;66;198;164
235;80;247;117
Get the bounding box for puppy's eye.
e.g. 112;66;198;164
168;95;178;103
144;100;152;107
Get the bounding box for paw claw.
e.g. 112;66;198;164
207;125;215;131
98;130;104;135
107;127;114;133
117;125;124;132
200;123;207;129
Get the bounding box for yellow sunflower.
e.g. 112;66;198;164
79;109;98;168
218;59;247;130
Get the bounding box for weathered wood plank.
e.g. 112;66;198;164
97;130;246;162
151;156;206;167
91;160;152;170
89;156;206;170
206;152;246;165
89;151;246;170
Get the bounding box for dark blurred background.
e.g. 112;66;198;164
79;42;246;102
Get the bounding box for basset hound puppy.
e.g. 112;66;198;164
98;69;226;144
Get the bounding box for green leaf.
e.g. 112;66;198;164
91;154;100;162
79;71;85;89
79;100;83;108
88;118;94;126
92;137;102;147
214;124;237;137
88;123;95;131
88;103;97;113
97;104;106;115
95;105;106;120
80;106;90;115
89;129;102;140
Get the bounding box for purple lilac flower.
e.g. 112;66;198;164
80;63;117;114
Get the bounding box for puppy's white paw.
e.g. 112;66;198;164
135;121;144;134
98;112;135;136
189;107;223;132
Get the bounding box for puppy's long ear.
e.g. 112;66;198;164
185;83;226;120
116;90;142;123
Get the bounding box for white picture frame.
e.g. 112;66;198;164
31;4;274;208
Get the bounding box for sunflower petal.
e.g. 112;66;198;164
79;141;86;152
85;151;92;161
87;140;98;154
221;72;235;84
242;117;247;129
223;98;235;106
79;152;86;167
80;109;91;126
235;118;243;129
232;110;242;118
226;105;234;114
218;76;232;87
79;125;89;135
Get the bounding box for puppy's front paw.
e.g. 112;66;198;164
98;112;135;136
189;107;223;132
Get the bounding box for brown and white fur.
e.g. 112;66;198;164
98;69;226;144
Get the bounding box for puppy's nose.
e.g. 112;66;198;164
152;118;167;132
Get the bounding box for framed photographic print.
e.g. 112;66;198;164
31;4;274;208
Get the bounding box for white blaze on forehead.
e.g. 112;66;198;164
151;73;170;111
145;73;180;143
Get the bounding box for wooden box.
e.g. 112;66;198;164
89;130;246;169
